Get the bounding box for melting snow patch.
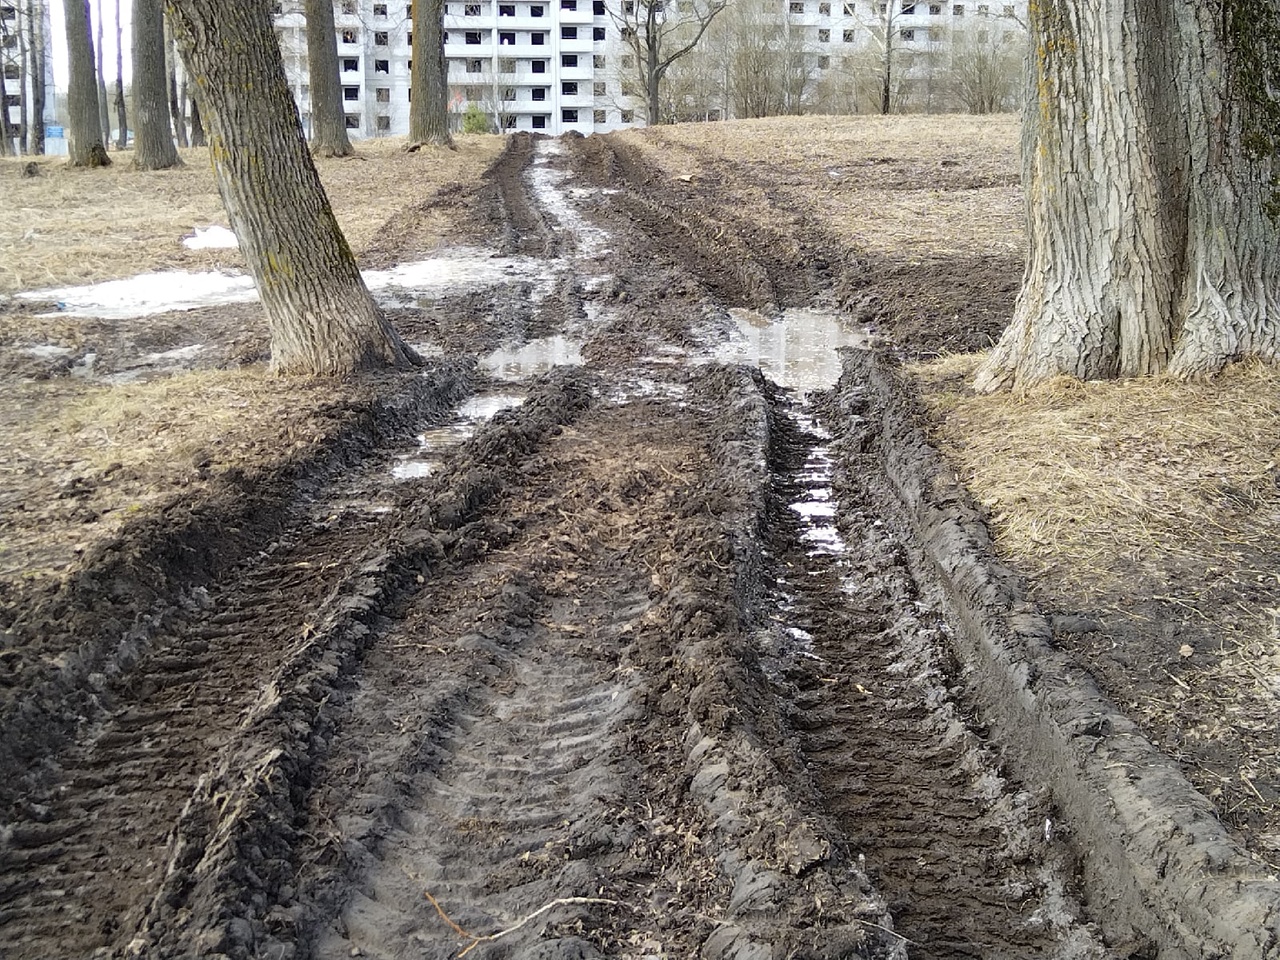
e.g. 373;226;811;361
23;344;75;359
182;225;239;250
22;271;259;319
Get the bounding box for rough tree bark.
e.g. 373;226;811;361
166;0;418;376
408;0;453;149
28;0;45;155
62;0;109;165
113;0;125;148
975;0;1280;391
304;0;353;157
131;0;180;169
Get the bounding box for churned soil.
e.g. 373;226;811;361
0;116;1274;960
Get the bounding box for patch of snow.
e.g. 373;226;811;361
182;225;239;250
22;271;259;319
23;344;75;359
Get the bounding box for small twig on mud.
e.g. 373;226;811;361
424;891;621;958
852;918;920;947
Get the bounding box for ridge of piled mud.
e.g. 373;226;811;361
830;350;1280;959
0;360;475;800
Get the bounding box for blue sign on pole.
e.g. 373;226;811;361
45;125;64;139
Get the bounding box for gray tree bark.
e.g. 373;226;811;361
62;0;109;165
28;0;45;155
131;0;180;169
974;0;1280;392
94;0;110;144
305;0;353;157
166;0;418;376
409;0;453;149
113;0;125;148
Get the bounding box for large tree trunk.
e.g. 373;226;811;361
94;0;110;144
304;0;353;157
408;0;454;149
131;0;180;169
63;0;110;166
166;0;418;376
975;0;1280;392
164;15;188;147
28;0;45;155
113;0;125;149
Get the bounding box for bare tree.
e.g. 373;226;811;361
164;13;188;146
15;0;30;152
166;0;417;376
941;8;1024;113
409;0;453;148
305;0;354;156
131;0;180;168
27;0;46;155
112;0;125;147
63;0;109;165
976;0;1280;391
612;0;726;125
93;0;110;143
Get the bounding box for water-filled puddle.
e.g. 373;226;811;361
391;392;526;480
714;307;871;394
480;335;584;381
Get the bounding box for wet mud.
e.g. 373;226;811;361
1;131;1275;960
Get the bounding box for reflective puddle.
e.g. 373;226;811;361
713;307;871;394
480;335;584;381
391;392;527;480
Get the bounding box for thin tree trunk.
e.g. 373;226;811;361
28;0;44;155
0;63;13;157
17;0;30;152
94;0;110;144
166;0;417;375
164;14;188;147
304;0;353;157
131;0;180;169
189;95;205;146
63;0;109;165
113;0;125;148
408;0;454;149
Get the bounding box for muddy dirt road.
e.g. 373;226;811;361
1;133;1265;960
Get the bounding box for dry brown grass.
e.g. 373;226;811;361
0;134;505;296
617;114;1024;258
911;354;1280;606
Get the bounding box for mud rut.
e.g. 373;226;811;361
0;136;1116;960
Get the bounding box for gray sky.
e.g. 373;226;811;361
49;0;134;92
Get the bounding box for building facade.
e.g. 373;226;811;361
273;0;1027;138
0;1;55;152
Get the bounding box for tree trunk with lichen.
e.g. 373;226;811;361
166;0;418;376
409;0;454;149
975;0;1280;392
305;0;354;157
63;0;109;166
